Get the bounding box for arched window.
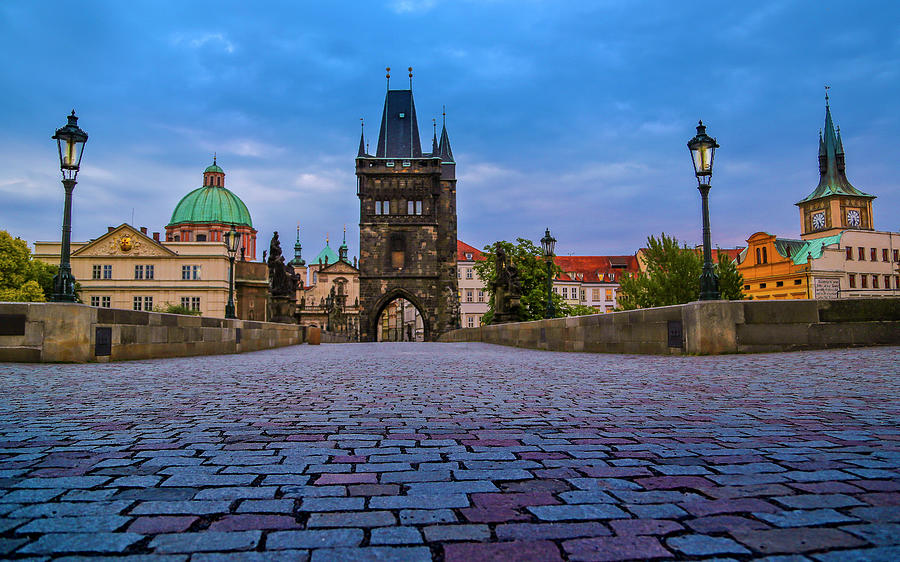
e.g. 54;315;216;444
756;248;761;264
762;247;768;264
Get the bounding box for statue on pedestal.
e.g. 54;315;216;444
490;247;523;324
266;232;298;323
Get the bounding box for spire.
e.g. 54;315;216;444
431;118;439;155
438;106;454;162
290;222;305;266
375;68;423;158
357;118;366;157
797;91;873;205
339;225;349;263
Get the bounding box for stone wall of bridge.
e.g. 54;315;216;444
439;298;900;355
0;302;305;363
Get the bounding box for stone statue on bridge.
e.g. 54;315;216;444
266;232;298;323
490;246;523;324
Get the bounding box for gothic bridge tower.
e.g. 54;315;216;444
356;69;458;341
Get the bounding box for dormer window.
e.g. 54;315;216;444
386;160;395;167
402;160;411;167
465;253;473;260
398;112;406;119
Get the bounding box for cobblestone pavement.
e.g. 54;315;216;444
1;343;899;561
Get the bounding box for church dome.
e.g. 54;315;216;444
167;161;253;228
314;238;339;264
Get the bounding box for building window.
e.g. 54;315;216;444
861;275;868;289
762;247;768;263
465;253;473;260
145;296;153;310
794;279;802;285
776;281;784;287
858;247;865;260
605;289;613;301
92;265;102;279
182;265;201;280
562;287;568;298
457;268;461;279
477;289;484;302
465;268;472;279
870;248;877;261
90;296;100;307
886;275;892;290
756;248;761;263
883;249;889;262
146;265;154;279
191;297;200;311
467;315;474;328
181;297;190;308
103;265;112;279
466;289;473;302
896;275;900;289
846;247;853;260
873;275;879;289
197;234;207;242
894;250;899;262
849;274;856;288
415;201;423;215
133;296;142;311
134;265;144;279
552;287;558;294
407;200;414;215
102;296;110;308
760;283;767;289
374;201;381;215
744;284;750;290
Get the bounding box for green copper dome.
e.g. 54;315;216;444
168;186;253;228
314;240;339;264
204;163;224;174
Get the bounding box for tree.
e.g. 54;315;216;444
473;238;569;324
717;252;745;301
618;233;745;310
0;230;57;302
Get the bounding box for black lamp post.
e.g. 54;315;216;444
223;226;240;318
540;228;556;319
50;111;88;302
687;120;720;301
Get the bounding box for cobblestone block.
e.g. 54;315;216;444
236;499;295;513
131;500;231;515
444;540;562;562
399;509;457;525
755;508;858;528
841;523;900;545
610;518;682;536
405;481;499;495
18;532;143;554
208;514;300;531
496;522;610;540
812;546;900;561
194;487;278;500
369;494;469;509
667;534;751;556
528;503;627;521
266;528;364;549
686;514;771;533
563;535;671;561
423;524;490;542
299;496;365;512
8;500;133;518
193;552;309;562
733;528;867;555
310;546;432;562
307;510;395;528
150;530;261;553
370;526;423;545
127;515;199;533
15;476;110;488
682;497;779;516
16;514;130;533
774;494;864;509
623;503;688;518
281;485;345;497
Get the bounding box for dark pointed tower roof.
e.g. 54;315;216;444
797;96;873;204
376;90;423;158
290;223;305;267
431;119;439;156
438;113;454;163
357;125;367;158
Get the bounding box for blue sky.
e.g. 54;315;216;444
1;1;897;258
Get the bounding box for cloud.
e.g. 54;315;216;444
170;32;236;54
389;0;439;14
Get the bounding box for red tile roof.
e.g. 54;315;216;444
457;240;486;262
553;255;640;283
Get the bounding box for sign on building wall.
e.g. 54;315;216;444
814;278;840;299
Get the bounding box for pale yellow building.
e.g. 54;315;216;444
34;224;239;318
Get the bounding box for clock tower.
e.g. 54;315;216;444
797;94;875;240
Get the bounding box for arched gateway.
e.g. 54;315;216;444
356;77;459;342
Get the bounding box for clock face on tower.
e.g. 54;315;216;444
846;209;861;227
812;212;826;230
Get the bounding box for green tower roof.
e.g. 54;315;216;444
314;238;339;264
204;163;224;174
168;186;253;228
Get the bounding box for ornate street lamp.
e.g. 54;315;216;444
540;228;556;319
223;226;240;318
50;111;88;302
687;120;721;300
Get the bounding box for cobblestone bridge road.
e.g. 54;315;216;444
1;344;899;561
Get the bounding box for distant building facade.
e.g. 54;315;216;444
737;96;899;299
457;241;488;328
34;160;267;319
294;229;361;337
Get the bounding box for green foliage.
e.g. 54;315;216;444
564;303;601;317
617;233;701;310
155;303;202;316
618;233;745;310
717;252;745;301
473;238;569;323
0;230;56;302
